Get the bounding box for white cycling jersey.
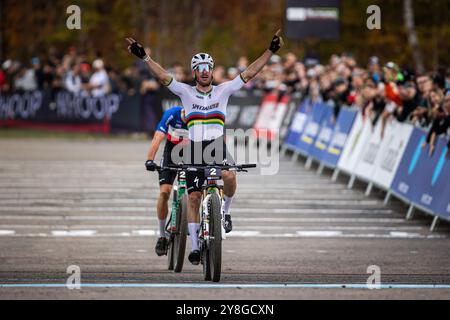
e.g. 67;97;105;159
166;75;246;142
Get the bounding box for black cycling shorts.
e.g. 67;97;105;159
186;136;234;194
158;141;180;186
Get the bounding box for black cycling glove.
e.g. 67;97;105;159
269;33;282;53
129;41;148;60
145;160;156;171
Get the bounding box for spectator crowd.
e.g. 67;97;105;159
1;46;449;154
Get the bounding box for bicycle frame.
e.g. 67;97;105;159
168;170;187;233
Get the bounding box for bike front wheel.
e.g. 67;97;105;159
208;192;222;282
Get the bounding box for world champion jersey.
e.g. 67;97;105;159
156;106;188;144
166;75;246;142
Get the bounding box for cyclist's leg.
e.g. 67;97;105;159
221;138;236;232
186;168;204;246
155;142;177;256
157;141;178;237
185;140;205;264
157;183;173;236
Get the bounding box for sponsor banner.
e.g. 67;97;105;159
293;102;328;155
0;90;120;124
320;107;357;167
408;136;450;218
286;0;341;40
279;92;302;142
308;103;334;160
337;112;373;173
158;86;182;112
435;148;450;219
109;93;143;132
283;99;311;149
390;127;428;201
227;90;263;131
371;121;413;189
253;94;289;140
353;119;384;181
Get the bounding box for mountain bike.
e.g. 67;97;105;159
166;163;256;282
155;166;188;273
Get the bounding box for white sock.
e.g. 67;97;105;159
158;219;166;238
223;195;233;215
188;223;200;251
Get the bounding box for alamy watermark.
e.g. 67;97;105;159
366;5;381;30
366;265;381;289
66;265;81;289
66;5;81;30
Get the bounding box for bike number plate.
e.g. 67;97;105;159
205;168;221;180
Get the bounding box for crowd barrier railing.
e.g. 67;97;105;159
282;100;450;231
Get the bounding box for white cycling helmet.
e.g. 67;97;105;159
191;53;214;70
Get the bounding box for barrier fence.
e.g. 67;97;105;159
1;89;449;228
283;99;450;230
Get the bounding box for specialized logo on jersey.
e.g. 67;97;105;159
192;103;219;111
186;110;225;129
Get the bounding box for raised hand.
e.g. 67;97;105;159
269;29;284;54
125;37;148;60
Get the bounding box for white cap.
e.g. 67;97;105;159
93;59;104;69
2;59;12;70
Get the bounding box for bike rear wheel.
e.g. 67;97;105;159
174;194;188;272
208;193;222;282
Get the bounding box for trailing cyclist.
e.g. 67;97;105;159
145;106;188;256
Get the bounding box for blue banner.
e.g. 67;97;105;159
436;173;450;220
309;104;334;161
313;107;357;167
293;102;328;155
284;99;311;149
409;136;450;219
390;128;428;202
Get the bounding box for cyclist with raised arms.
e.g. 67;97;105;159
126;29;284;265
145;106;188;256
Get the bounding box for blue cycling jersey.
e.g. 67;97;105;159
156;106;188;144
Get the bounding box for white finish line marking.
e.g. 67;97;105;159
0;230;15;236
0;229;445;239
1;283;450;289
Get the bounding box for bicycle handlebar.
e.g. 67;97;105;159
155;163;257;172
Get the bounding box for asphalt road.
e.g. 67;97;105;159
0;137;449;300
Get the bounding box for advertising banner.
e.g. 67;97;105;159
309;103;334;160
253;94;289;140
285;0;341;40
408;136;450;217
284;99;311;150
320;107;357;167
337;112;373;174
353;119;384;181
371;121;414;189
293;102;328;155
390;127;428;201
